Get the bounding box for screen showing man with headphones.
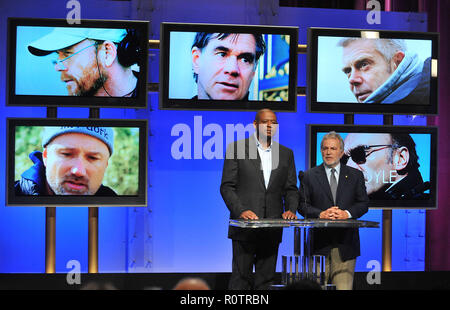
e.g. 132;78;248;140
16;26;142;98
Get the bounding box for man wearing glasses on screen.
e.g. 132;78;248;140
191;32;266;100
27;27;140;97
339;38;430;105
15;126;117;196
342;133;429;199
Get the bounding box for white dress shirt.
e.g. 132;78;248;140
255;134;272;189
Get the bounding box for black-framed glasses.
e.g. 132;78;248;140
341;144;395;165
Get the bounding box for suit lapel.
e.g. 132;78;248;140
314;164;334;203
266;141;280;190
247;136;266;190
336;165;348;205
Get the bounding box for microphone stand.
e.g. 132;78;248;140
299;171;308;220
298;170;310;280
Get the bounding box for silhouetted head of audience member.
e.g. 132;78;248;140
80;281;118;290
173;277;211;290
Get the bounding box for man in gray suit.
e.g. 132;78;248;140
220;109;298;290
298;132;369;290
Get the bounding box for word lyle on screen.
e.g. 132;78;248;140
370;170;397;184
179;294;269;307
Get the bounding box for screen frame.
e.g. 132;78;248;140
308;124;438;210
159;22;299;112
6;17;149;109
307;27;439;115
7;118;148;206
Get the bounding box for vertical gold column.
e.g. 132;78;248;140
382;114;393;272
88;108;100;273
382;210;392;271
45;207;56;273
88;207;98;273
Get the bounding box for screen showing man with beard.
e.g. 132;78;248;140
14;125;140;197
16;26;140;98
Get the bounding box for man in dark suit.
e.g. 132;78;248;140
220;109;298;290
298;131;369;290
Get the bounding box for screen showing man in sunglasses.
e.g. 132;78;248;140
342;133;430;200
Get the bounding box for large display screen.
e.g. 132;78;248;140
7;17;149;108
307;28;439;115
7;118;148;206
159;22;298;111
309;125;438;209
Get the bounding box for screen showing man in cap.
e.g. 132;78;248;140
25;26;140;97
15;126;117;196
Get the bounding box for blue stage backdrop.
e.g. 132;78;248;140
0;0;430;274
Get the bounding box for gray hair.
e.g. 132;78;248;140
320;131;344;151
338;38;406;63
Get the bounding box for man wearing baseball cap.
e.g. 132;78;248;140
28;27;139;97
15;126;117;196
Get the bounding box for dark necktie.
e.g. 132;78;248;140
330;168;337;205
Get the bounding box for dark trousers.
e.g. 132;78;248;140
229;239;279;290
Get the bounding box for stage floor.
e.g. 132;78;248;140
1;271;449;290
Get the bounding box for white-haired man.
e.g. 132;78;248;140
339;38;430;104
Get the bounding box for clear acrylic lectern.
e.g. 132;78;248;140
229;218;379;289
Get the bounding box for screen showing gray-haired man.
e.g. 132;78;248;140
339;38;430;104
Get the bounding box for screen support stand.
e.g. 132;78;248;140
45;107;57;273
344;114;354;124
88;108;100;273
88;207;99;273
45;207;56;273
382;115;393;271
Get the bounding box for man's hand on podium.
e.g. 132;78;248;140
319;206;349;220
240;210;259;220
239;210;297;220
282;210;297;220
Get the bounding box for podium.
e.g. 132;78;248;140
229;218;379;288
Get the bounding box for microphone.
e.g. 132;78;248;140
298;170;308;220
